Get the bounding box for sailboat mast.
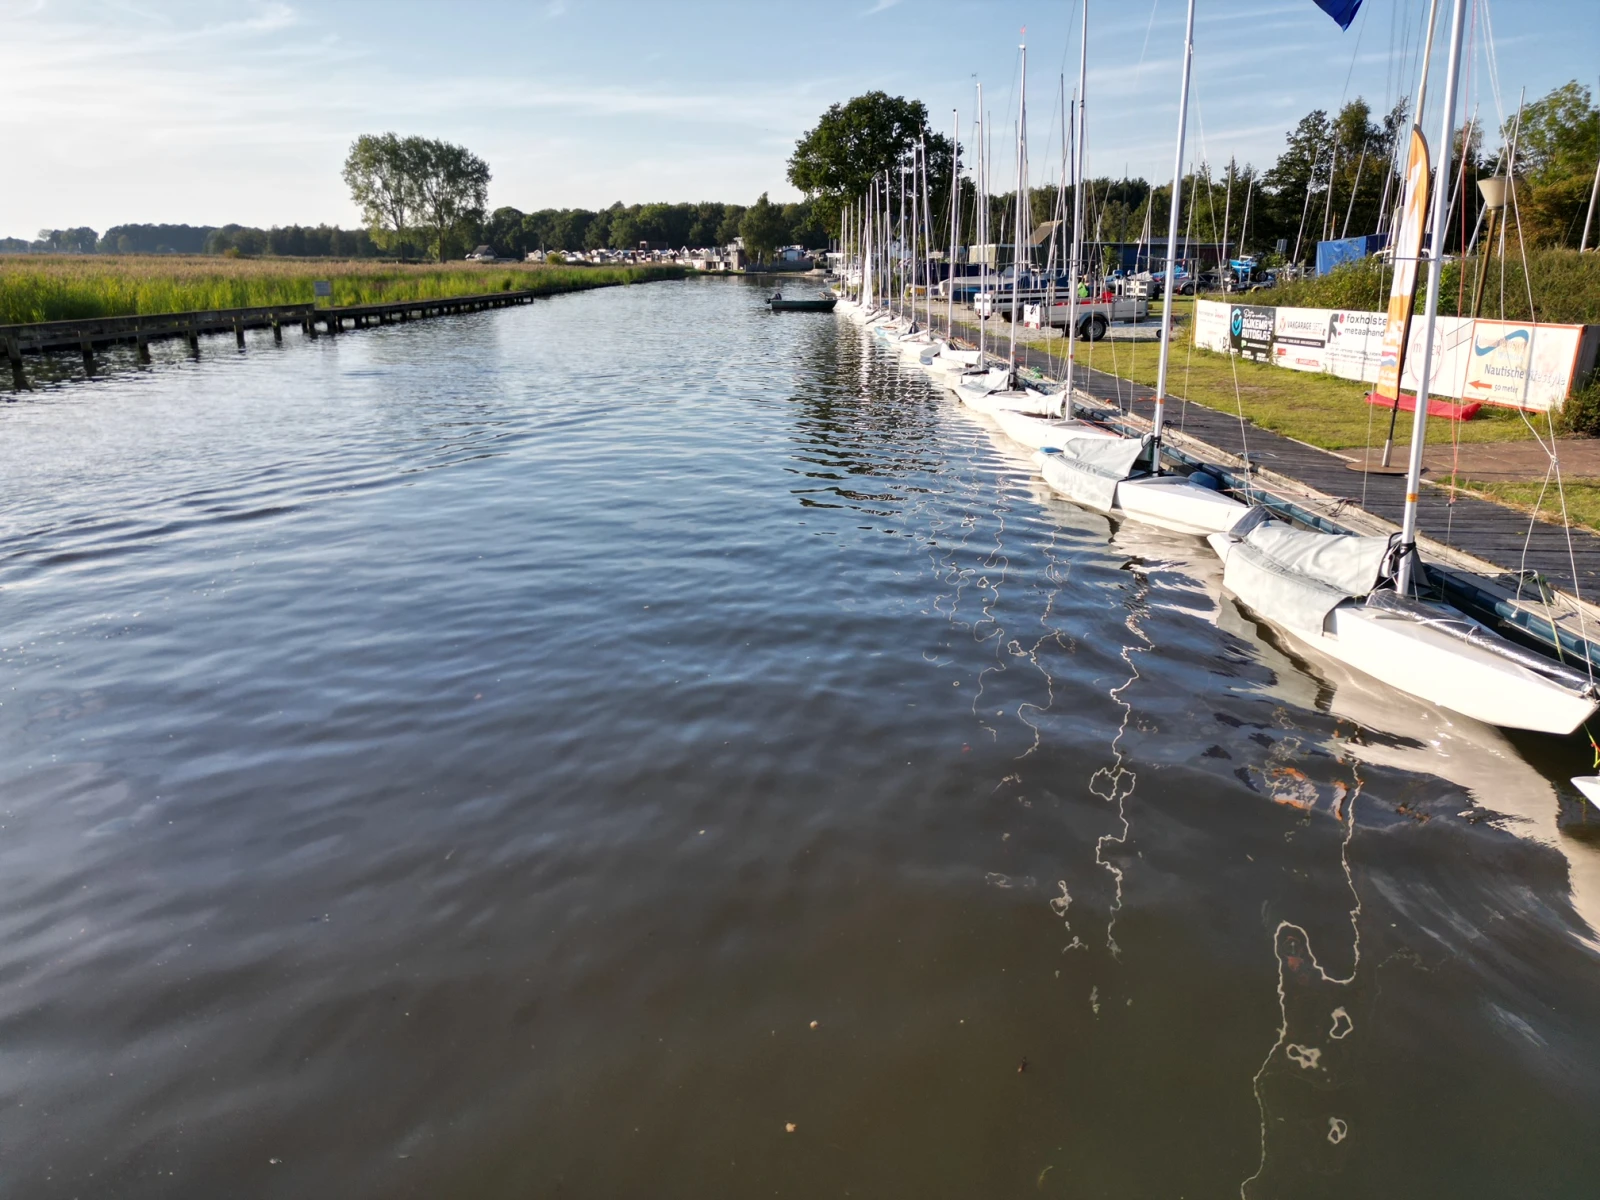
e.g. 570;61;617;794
1009;43;1027;373
1152;0;1197;446
1397;0;1468;596
947;108;959;339
1065;0;1088;406
977;84;987;361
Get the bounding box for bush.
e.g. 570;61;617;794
1261;248;1600;326
1557;371;1600;436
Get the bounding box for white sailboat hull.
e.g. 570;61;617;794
1113;475;1249;537
1209;535;1600;735
992;407;1119;451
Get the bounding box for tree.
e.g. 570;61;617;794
343;133;421;252
412;138;491;261
344;133;490;260
739;193;788;264
485;206;527;257
788;91;957;227
1506;81;1600;246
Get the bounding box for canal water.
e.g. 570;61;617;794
2;278;1598;1197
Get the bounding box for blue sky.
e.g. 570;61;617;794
3;0;1596;235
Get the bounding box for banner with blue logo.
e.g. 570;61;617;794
1229;305;1275;363
1313;0;1363;30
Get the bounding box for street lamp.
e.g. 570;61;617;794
1472;176;1507;318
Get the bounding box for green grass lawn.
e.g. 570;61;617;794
1064;337;1538;451
1442;476;1600;534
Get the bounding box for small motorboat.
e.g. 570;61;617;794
767;291;838;312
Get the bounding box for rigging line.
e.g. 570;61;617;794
1133;0;1161;93
1337;0;1370;107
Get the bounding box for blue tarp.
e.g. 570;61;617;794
1316;233;1388;277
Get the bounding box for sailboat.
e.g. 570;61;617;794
1032;0;1250;537
1205;0;1600;737
992;4;1124;452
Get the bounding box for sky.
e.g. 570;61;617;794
3;0;1596;237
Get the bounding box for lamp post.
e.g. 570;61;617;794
1471;175;1506;319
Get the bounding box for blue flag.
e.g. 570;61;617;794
1313;0;1363;29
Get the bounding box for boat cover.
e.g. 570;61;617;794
1221;511;1396;634
1039;435;1149;511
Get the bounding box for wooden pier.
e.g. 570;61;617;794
2;289;543;385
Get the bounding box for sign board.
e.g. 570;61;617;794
1400;315;1474;400
1272;307;1337;373
1023;303;1042;330
1229;304;1275;362
1463;319;1586;411
1325;309;1388;382
1193;300;1231;352
313;280;332;300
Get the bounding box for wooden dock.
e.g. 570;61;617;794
3;289;542;384
945;314;1600;670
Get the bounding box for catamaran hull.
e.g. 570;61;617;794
1209;535;1600;735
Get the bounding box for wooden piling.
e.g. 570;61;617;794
233;317;245;348
80;339;95;374
271;314;283;344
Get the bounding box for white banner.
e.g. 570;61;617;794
1400;315;1474;401
1325;309;1388;382
1463;319;1586;412
1193;299;1231;352
1194;300;1589;411
1272;307;1337;373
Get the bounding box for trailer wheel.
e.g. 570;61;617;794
1078;314;1108;342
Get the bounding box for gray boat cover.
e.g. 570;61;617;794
1221;511;1396;634
1038;435;1149;511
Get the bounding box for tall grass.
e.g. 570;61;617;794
1258;248;1600;326
0;257;685;325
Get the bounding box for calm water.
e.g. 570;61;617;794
3;278;1599;1198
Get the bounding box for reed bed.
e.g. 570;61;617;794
0;257;685;324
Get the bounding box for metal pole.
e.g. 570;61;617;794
1065;0;1088;407
1397;0;1467;596
1152;0;1196;446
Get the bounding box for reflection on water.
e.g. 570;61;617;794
1;278;1597;1198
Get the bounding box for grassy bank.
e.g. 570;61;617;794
1443;476;1600;534
1066;335;1537;450
0;256;685;324
1254;248;1600;326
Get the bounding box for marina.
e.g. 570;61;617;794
4;0;1600;1194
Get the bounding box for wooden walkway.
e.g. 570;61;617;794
3;290;542;384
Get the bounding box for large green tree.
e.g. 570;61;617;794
787;91;957;228
412;138;491;261
1506;81;1600;246
343;133;421;252
343;133;490;261
739;193;788;264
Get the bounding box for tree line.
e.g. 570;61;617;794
784;81;1600;268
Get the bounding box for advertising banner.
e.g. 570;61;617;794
1325;309;1388;382
1375;127;1431;402
1399;316;1474;400
1463;320;1586;411
1229;304;1275;362
1272;307;1337;373
1193;300;1231;352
